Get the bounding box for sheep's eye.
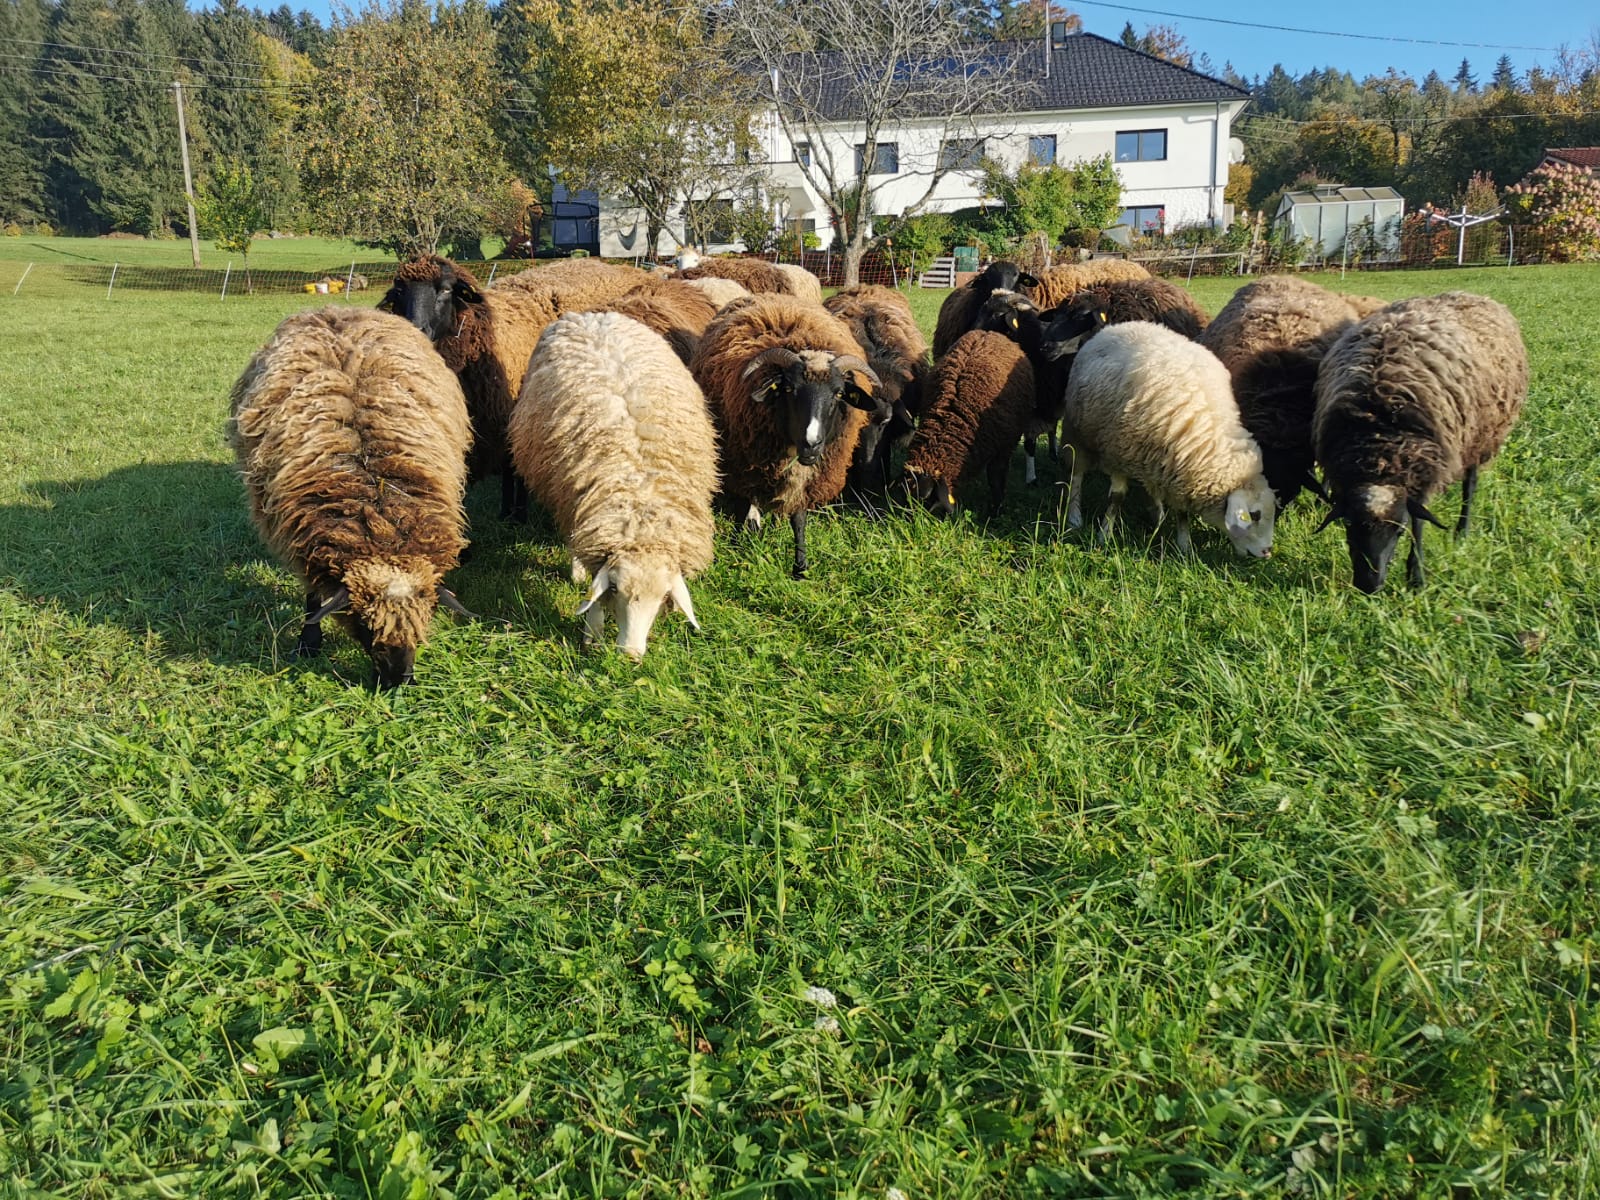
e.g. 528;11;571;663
1249;509;1262;522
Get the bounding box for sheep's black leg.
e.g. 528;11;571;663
1406;515;1426;589
293;592;324;659
1024;436;1039;485
1456;466;1478;538
1048;425;1060;462
790;510;809;579
987;453;1009;516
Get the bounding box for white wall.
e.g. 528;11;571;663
591;99;1245;257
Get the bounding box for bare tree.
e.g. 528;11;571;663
723;0;1036;285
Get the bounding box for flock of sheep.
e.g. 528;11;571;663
228;251;1528;687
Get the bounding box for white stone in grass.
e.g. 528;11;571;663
887;1189;908;1200
802;985;837;1009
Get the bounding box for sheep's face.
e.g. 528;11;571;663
1040;302;1108;361
1327;483;1416;593
1218;478;1277;558
742;348;882;467
576;560;698;661
379;265;484;343
341;557;443;687
903;469;958;519
975;291;1039;344
978;262;1040;296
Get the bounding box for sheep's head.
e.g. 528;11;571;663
901;465;958;519
975;290;1041;344
575;558;698;661
1205;477;1277;559
1315;484;1445;593
977;261;1040;296
314;556;468;688
378;256;484;344
1040;297;1109;361
741;347;882;466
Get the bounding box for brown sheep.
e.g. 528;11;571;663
690;294;881;577
1198;275;1385;507
773;263;824;305
824;284;933;496
229;307;471;689
497;258;649;294
597;279;719;365
903;330;1034;518
673;256;794;295
379;256;641;521
1023;258;1150;311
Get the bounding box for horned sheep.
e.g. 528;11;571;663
1060;321;1277;558
902;329;1034;518
823;284;932;496
1312;291;1527;592
228;307;473;689
690;294;882;578
511;311;718;658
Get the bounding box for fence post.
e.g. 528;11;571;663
486;262;498;286
12;263;32;296
1507;225;1515;268
346;260;356;297
106;262;119;299
221;261;231;300
1186;241;1199;284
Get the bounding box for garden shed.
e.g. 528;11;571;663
1274;185;1404;261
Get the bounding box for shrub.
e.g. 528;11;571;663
881;211;952;276
3;222;21;237
34;222;55;238
976;153;1122;245
1503;161;1600;262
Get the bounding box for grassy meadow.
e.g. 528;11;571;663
1;265;1597;1198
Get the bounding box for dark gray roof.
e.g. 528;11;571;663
791;33;1248;121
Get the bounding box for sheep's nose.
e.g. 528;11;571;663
797;446;822;466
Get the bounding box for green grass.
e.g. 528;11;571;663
0;234;396;270
1;266;1597;1198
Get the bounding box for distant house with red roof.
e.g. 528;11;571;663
1534;147;1600;177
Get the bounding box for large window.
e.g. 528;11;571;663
854;142;899;175
938;137;985;170
1115;129;1167;162
1117;204;1166;235
1028;134;1057;166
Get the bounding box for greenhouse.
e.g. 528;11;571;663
1274;185;1405;262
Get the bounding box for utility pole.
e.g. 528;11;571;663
173;81;201;269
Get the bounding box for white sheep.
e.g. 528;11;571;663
1061;322;1276;558
510;311;719;659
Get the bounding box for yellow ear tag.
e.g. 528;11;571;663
1237;510;1252;524
947;491;956;506
1097;311;1108;322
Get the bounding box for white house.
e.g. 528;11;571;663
590;30;1250;258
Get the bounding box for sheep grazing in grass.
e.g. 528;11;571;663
902;329;1034;518
1061;321;1276;558
1199;276;1387;508
1312;291;1527;593
229;307;472;689
823;284;932;497
931;260;1041;358
673;257;794;296
773;263;825;305
378;255;640;522
511;312;718;659
691;294;881;578
596;279;719;365
682;276;752;310
1022;258;1150;311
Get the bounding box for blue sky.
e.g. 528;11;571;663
270;0;1595;88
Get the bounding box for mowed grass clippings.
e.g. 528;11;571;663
0;268;1596;1198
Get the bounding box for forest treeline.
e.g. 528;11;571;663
2;0;1597;243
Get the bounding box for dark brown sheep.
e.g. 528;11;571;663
597;279;719;365
903;330;1034;518
824;284;933;497
930;261;1040;358
673;257;795;296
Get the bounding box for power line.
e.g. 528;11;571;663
1070;0;1562;53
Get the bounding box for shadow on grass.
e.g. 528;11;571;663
0;461;567;673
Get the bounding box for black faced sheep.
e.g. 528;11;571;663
228;307;472;689
823;284;933;498
1312;291;1527;593
378;255;640;522
902;329;1034;518
931;260;1041;358
970;289;1062;487
511;311;718;658
1198;275;1387;508
1061;321;1276;558
690;294;881;578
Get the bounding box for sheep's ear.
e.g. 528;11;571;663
376;285;402;314
1302;471;1329;501
574;564;611;616
437;585;478;620
1407;497;1447;529
307;586;350;623
669;575;700;630
833;354;881;411
452;277;484;307
1017;271;1041;288
1313;505;1342;534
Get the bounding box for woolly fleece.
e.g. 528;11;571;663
906;330;1034;496
1023;258;1150;310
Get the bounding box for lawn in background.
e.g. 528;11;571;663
1;266;1596;1198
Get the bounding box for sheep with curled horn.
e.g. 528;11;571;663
690;294;882;578
229;307;475;689
1311;291;1527;593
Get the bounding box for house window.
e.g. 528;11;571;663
1115;129;1167;162
854;142;899;176
1117;204;1166;235
707;198;736;244
938;137;985;170
1028;134;1057;166
794;142;812;168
